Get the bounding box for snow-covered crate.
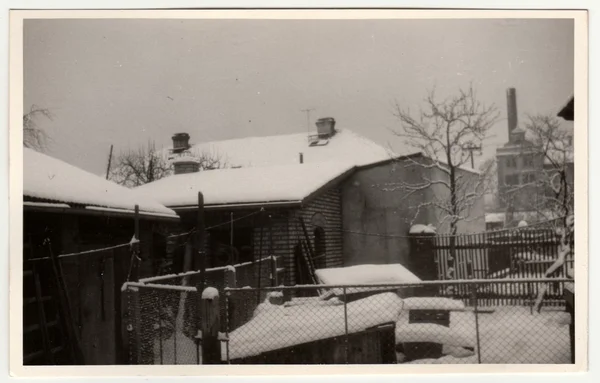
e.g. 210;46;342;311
315;264;421;299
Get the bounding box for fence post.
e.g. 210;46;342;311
225;267;236;334
201;287;221;364
129;286;142;364
343;287;349;364
471;283;482;364
270;255;278;287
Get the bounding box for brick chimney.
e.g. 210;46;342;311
315;117;336;138
172;133;191;154
171;132;199;174
173;154;200;175
506;88;518;141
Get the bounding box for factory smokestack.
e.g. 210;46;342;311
506;88;518;141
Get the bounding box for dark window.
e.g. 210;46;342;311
313;226;326;269
504;174;519;186
506;157;518;168
522;172;536;184
523;155;534;168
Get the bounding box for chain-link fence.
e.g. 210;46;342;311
122;256;283;364
224;279;574;365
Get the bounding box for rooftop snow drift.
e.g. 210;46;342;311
168;129;393;169
24;148;178;219
135;161;355;209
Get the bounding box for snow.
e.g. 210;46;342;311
315;264;421;296
153;331;199;365
409;224;437;234
405;307;571;364
173;129;394;169
24;148;178;218
485;213;505;224
172;153;201;164
201;287;219;300
396;323;475;349
23;201;71;209
227;292;403;360
402;297;465;311
135;161;355;208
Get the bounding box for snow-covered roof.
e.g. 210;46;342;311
409;224;437;234
135;161;355;209
24;148;178;219
171;129;393;169
485;213;505;224
315;264;421;296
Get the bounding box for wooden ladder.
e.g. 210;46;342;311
23;264;71;364
23;238;84;365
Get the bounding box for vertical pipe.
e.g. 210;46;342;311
473;283;482;364
157;293;163;364
343;287;349;364
230;212;234;265
196;192;206;365
256;212;264;305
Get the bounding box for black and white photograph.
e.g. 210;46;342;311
10;9;587;372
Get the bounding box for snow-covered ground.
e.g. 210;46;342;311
407;307;571;364
149;295;571;365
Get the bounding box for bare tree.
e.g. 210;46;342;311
392;86;499;235
108;141;231;188
499;114;574;229
23;105;53;151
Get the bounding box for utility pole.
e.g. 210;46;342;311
105;144;114;180
464;143;482;169
300;108;315;134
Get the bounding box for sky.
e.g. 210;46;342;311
23;17;574;175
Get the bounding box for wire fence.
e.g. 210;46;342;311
121;255;284;364
222;279;574;365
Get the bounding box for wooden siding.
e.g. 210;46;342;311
250;187;343;287
287;188;344;286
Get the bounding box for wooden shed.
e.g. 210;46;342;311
23;148;180;365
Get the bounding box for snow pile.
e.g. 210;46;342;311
409;224;437;234
24;148;177;218
227;292;403;360
395;309;476;350
135;161;355;208
315;264;421;296
513;251;555;262
201;287;219;300
402;297;465;311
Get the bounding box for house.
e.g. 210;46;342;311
23;148;179;365
136;118;485;286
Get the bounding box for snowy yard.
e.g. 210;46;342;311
149;293;571;365
407;307;571;364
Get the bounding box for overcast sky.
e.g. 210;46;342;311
24;17;574;175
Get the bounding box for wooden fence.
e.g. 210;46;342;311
429;227;574;306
